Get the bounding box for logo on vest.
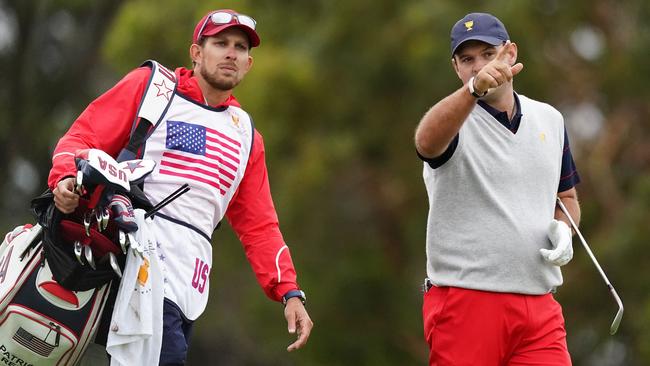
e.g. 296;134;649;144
191;258;210;294
228;111;242;130
154;79;173;101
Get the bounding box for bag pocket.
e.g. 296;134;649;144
0;304;77;365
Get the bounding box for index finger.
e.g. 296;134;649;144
286;309;297;334
495;40;513;61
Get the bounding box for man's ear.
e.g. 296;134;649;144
190;44;202;66
451;57;461;78
245;55;253;72
508;42;518;65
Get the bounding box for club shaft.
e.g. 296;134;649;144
556;198;612;286
145;183;190;219
556;197;623;334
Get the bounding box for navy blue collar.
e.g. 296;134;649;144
477;93;523;133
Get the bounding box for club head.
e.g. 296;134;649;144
102;208;110;230
74;241;84;265
83;245;96;270
83;213;91;237
610;308;623;335
108;253;122;278
95;209;103;232
609;288;624;335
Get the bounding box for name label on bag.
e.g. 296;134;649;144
0;344;35;366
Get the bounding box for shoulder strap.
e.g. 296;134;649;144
117;60;177;162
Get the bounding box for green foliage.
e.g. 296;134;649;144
1;0;649;364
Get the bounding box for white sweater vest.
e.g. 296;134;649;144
423;95;565;294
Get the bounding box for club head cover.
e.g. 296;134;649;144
108;194;139;233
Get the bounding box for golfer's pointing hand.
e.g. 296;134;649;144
473;40;524;95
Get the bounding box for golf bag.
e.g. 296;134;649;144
0;224;112;366
0;149;156;366
0;60;173;365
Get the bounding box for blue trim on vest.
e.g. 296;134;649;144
133;60;179;133
141;92;177;156
118;60;178;162
143;62;178;151
155;213;211;242
152;90;177;128
131;60;157;138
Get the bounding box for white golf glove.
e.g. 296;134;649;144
540;219;573;266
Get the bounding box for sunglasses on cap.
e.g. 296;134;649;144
196;11;257;40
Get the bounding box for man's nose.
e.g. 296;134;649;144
472;61;486;75
224;45;238;59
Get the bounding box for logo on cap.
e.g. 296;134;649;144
464;20;474;31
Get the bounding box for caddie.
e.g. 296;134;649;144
49;9;313;365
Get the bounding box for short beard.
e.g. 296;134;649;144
199;66;240;91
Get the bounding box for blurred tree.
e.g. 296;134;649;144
0;0;648;365
0;0;124;225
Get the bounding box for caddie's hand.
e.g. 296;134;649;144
52;177;79;214
540;219;573;266
473;40;524;95
284;298;313;352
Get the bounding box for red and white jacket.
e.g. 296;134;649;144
49;65;300;318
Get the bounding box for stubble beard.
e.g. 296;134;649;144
200;65;241;91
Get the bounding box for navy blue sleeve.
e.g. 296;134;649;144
416;134;459;169
558;127;580;192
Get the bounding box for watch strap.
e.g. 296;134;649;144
282;290;306;306
468;76;487;98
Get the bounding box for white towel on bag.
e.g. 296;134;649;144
106;209;164;366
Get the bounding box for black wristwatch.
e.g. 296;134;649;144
282;290;306;306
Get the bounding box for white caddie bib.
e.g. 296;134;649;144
135;62;253;319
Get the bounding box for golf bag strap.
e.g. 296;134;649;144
117;118;153;162
117;60;177;163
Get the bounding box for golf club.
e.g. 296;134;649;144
556;197;623;335
145;183;190;219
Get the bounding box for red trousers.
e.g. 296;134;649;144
423;286;571;366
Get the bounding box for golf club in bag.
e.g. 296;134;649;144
556;197;624;335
